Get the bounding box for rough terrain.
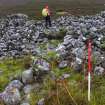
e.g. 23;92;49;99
0;11;105;105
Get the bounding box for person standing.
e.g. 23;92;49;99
42;5;52;28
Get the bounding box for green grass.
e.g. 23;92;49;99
29;57;105;105
0;40;105;105
0;55;105;105
31;42;105;105
0;1;105;104
0;56;32;91
43;73;105;105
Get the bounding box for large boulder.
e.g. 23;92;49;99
22;69;34;84
6;80;23;90
0;88;21;105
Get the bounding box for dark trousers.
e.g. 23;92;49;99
45;15;51;28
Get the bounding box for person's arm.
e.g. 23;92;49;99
47;9;51;16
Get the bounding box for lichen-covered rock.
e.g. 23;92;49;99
0;88;21;105
34;59;50;72
6;80;23;90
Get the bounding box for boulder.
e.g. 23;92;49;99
94;66;105;75
22;69;34;84
23;83;41;95
23;85;34;94
61;73;70;79
34;59;50;72
0;88;21;105
6;80;23;90
58;61;68;69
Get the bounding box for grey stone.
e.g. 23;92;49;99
59;61;68;69
35;59;50;72
90;27;97;32
22;69;34;84
72;48;84;59
93;51;104;65
37;98;44;105
94;66;105;75
0;88;21;105
56;45;66;52
61;73;70;79
23;85;34;94
21;102;30;105
75;57;82;64
6;80;23;90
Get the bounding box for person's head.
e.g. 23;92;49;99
45;5;49;9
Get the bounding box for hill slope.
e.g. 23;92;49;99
0;0;105;6
0;0;105;18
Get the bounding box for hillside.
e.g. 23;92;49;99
0;0;105;18
0;1;105;105
0;0;105;6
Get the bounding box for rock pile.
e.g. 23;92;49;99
0;14;47;57
1;11;105;104
56;11;105;73
0;13;68;58
1;11;105;59
0;80;23;105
